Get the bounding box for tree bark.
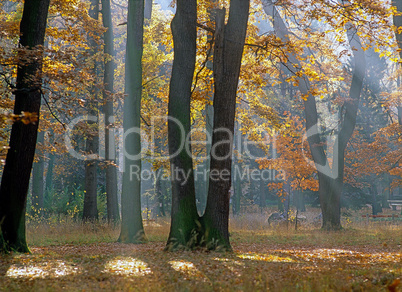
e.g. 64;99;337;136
83;0;100;222
101;0;120;223
119;0;146;243
0;0;50;253
203;0;250;250
166;0;200;250
83;142;98;220
155;168;166;217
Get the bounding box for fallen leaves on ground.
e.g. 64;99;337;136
0;242;401;291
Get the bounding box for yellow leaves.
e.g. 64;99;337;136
237;253;294;263
103;257;152;277
7;111;38;125
6;260;81;279
271;80;282;86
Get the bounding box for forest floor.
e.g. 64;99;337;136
0;208;401;291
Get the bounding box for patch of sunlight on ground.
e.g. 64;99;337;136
6;260;81;279
237;253;295;263
369;252;402;264
103;257;152;276
169;260;209;282
283;248;402;263
213;258;245;276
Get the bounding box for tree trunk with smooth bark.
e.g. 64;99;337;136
119;0;146;243
393;0;402;126
83;0;100;222
166;0;200;250
101;0;120;223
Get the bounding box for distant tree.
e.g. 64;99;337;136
101;0;120;222
0;0;51;253
393;0;402;125
83;0;101;221
263;0;366;230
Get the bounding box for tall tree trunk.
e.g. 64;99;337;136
83;0;100;222
394;1;402;215
203;0;250;250
0;0;50;253
263;0;365;230
393;1;402;126
83;140;98;220
101;0;120;223
199;0;219;217
31;131;45;217
166;0;200;250
119;0;146;243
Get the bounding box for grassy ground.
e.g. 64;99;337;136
0;208;401;291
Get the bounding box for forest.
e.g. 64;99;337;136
0;0;401;290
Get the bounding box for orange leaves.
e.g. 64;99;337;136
346;123;402;190
388;278;401;292
257;113;318;194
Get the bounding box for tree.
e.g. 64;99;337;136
166;0;250;250
202;0;250;249
263;0;366;230
101;0;120;222
119;0;146;243
393;0;402;126
166;0;200;249
83;0;101;221
0;0;51;253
